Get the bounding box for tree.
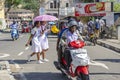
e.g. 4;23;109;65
5;0;23;16
114;2;120;12
22;0;45;16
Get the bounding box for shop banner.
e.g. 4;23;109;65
75;2;106;16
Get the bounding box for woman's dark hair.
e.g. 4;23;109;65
33;21;40;28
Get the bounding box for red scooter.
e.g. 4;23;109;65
55;40;90;80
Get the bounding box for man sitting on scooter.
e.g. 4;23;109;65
10;21;19;35
56;20;84;68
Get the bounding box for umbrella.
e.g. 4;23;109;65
34;14;58;21
48;21;56;25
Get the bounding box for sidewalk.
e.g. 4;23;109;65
0;61;16;80
97;39;120;53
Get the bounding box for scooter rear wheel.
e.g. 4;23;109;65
76;66;90;80
76;73;89;80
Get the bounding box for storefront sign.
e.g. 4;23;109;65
75;2;106;16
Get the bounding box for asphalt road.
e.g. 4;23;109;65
0;32;120;80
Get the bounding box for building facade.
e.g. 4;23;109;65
0;0;5;19
40;0;74;18
7;9;34;22
0;0;6;29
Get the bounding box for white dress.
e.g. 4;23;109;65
38;26;49;50
31;27;42;53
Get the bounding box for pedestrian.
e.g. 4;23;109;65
77;19;84;35
95;19;100;38
25;21;43;64
38;21;49;62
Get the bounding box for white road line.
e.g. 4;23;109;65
89;60;109;70
18;47;29;56
25;47;29;50
19;35;24;38
0;53;10;58
18;52;24;56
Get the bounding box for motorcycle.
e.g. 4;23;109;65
21;23;30;33
11;28;19;41
89;33;97;46
55;39;90;80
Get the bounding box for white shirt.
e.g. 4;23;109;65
66;30;79;44
78;21;83;33
31;27;40;45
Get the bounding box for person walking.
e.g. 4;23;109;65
77;19;84;35
38;21;49;62
95;19;100;38
25;21;43;64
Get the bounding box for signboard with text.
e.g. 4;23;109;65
75;2;107;16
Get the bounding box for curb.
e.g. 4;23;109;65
97;40;120;53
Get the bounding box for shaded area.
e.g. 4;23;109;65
0;39;13;41
90;72;120;75
94;59;120;63
14;72;70;80
0;60;36;64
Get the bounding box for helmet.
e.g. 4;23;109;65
68;20;78;28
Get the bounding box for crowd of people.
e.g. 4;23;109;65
24;17;115;64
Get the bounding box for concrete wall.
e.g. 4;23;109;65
0;0;6;30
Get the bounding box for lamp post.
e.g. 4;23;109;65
57;0;60;29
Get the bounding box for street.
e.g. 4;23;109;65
0;32;120;80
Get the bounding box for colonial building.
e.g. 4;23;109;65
7;9;34;22
40;0;74;18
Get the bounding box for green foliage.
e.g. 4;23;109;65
5;0;23;8
22;0;40;12
114;3;120;12
5;0;23;16
0;21;2;25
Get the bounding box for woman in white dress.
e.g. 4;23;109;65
25;21;43;63
38;21;49;62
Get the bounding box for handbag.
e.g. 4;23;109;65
29;40;32;46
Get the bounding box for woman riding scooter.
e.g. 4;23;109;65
56;20;84;62
56;20;90;80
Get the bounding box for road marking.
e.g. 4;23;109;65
19;35;24;38
89;60;109;70
25;47;29;50
18;52;24;56
0;53;10;58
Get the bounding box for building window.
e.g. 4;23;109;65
66;3;69;7
50;2;53;8
54;0;57;8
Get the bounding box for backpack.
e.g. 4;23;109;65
95;21;100;29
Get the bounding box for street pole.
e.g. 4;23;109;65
57;0;60;29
